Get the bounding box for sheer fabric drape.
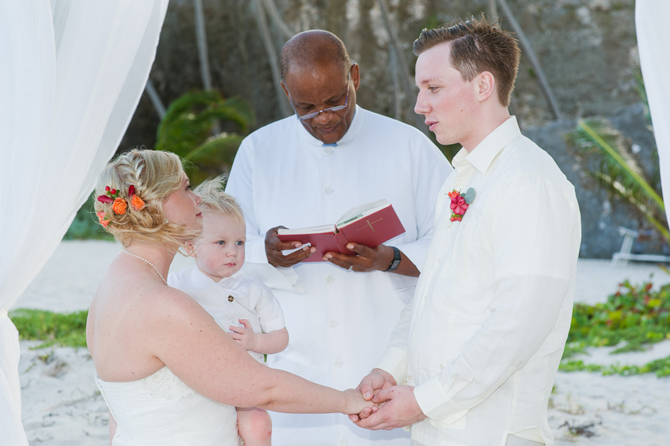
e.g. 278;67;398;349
0;1;168;444
636;1;670;224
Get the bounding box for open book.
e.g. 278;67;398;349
277;199;405;262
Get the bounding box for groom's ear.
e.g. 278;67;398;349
475;71;496;103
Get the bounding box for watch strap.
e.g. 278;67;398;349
385;246;401;272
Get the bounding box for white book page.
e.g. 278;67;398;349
278;224;334;236
337;199;390;227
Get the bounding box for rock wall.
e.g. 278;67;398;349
119;0;656;258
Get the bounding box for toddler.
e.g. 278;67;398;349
168;177;288;446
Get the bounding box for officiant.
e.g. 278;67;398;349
225;30;451;446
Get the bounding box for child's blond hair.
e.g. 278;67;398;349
194;175;245;225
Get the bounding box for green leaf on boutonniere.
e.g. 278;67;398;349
463;187;476;204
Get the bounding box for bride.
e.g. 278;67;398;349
86;149;372;445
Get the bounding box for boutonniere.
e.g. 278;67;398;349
447;187;476;222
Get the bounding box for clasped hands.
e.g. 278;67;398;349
265;226;393;271
348;368;426;430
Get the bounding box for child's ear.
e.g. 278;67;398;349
184;241;196;257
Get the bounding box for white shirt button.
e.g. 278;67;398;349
333;360;343;368
324;146;333;155
324;187;333;195
325;275;334;284
339;439;348;446
329;319;339;328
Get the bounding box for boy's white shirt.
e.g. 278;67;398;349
168;265;286;364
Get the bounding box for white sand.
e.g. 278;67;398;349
13;240;670;445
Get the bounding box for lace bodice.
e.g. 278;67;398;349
96;367;240;445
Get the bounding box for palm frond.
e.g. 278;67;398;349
567;118;664;211
155;89;255;185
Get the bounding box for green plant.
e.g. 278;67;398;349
566;119;668;242
155;90;254;185
566;66;667;243
63;197;114;241
567;279;670;352
10;309;88;349
560;279;670;377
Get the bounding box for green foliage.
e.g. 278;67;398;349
10;309;88;349
561;279;670;377
565;67;667;243
63;197;114;241
566;119;668;242
568;279;670;348
155;90;254;186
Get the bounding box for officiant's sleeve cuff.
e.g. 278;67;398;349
414;376;469;422
375;347;407;385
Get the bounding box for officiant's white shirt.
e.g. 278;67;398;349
377;117;581;446
226;105;452;445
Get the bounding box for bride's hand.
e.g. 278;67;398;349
343;388;378;417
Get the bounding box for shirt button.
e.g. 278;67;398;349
333;360;343;368
324;147;333;155
329;319;339;328
324;187;333;196
325;275;334;284
339;439;348;446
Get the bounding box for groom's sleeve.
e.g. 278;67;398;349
413;173;580;421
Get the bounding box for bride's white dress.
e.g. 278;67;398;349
96;366;241;445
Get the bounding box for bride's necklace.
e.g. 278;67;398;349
121;250;168;284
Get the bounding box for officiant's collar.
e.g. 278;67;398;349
452;116;521;174
297;105;362;148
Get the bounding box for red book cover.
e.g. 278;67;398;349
277;200;405;263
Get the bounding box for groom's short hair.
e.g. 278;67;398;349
413;15;520;107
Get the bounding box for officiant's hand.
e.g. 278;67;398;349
349;368;396;422
324;243;393;272
354;385;426;430
265;226;316;268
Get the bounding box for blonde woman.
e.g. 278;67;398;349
86;149;372;445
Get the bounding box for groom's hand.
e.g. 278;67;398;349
354;385;426;430
349;368;396;422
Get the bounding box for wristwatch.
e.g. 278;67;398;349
385;246;402;272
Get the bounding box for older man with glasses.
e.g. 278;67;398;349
226;30;451;446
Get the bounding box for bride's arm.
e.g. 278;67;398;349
142;287;370;415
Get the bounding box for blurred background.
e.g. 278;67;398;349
68;0;661;261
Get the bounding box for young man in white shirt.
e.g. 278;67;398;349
226;30;452;445
352;17;581;446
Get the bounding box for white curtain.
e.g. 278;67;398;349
0;1;169;443
636;1;670;225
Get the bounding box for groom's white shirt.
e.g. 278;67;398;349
376;117;581;446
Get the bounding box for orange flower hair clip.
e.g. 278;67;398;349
96;185;146;227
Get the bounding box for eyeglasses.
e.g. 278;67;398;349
286;73;351;122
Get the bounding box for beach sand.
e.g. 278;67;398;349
12;241;670;445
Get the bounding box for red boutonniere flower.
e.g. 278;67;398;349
448;187;476;222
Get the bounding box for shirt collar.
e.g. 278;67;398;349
457;116;521;174
295;105;363;148
191;265;243;286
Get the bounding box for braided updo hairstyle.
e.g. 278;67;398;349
93;149;201;251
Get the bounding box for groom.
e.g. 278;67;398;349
352;17;581;446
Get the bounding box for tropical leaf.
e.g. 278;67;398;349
566;118;668;243
155;89;254;185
